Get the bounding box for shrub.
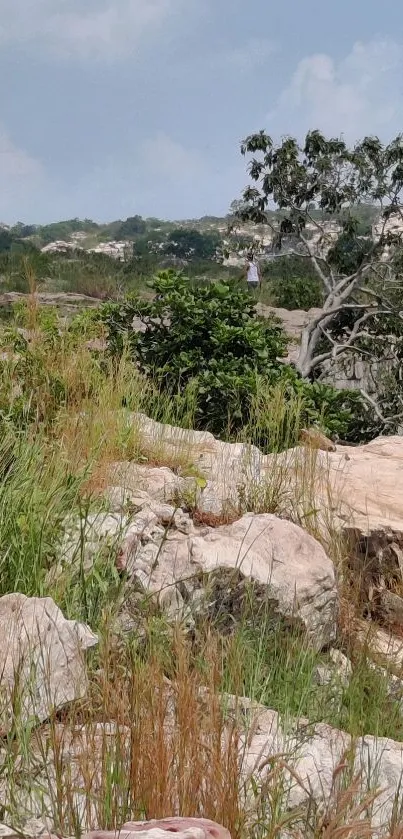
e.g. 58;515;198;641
263;256;323;309
102;271;365;445
102;271;288;437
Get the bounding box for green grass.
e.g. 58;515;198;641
1;298;403;837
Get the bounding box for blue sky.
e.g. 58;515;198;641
1;0;403;223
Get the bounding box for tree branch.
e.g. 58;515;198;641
299;232;333;293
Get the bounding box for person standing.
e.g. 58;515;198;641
245;252;262;291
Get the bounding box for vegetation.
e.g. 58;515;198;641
237;129;403;431
114;214;147;239
262;256;323;309
3;130;403;837
0;289;402;837
102;270;363;444
164;227;222;260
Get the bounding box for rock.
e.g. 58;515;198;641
379;589;403;625
108;460;200;506
0;822;57;839
128;413;263;506
329;648;352;684
61;498;336;649
356;621;403;670
130;512;337;650
83;819;231;839
313;649;352;690
125;418;403;545
240;699;403;832
318;436;403;535
0;594;97;733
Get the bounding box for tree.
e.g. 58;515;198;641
164;228;221;260
236;130;403;427
115;215;146;239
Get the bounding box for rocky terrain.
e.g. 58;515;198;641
2;408;403;839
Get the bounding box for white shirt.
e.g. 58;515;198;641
247;261;259;284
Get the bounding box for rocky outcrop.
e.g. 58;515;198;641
62;488;337;650
4;695;403;836
128;415;403;539
0;594;97;733
130;512;337;649
112;416;403;631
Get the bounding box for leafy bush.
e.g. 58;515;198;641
102;271;287;437
164;228;221;260
263;256;323;309
102;270;366;445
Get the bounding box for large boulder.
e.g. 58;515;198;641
0;594;97;733
60;493;337;650
121;511;337;650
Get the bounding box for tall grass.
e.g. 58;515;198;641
0;432;84;597
1;623;403;839
2;301;403;837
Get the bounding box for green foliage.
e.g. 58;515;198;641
114;215;147;239
263;256;323;309
327;220;373;274
68;307;104;339
102;270;363;444
164;228;221;260
37;218;98;246
0;433;83;598
0;248;51;292
102;271;287;437
0;343;66;430
0;230;14;253
293;379;364;440
10;223;37;238
49;250;121;298
223;612;403;739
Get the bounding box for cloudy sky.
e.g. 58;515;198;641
1;0;403;223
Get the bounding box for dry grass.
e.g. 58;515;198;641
1;631;242;837
2;298;403;839
2;628;403;839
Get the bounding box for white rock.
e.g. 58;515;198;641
241;701;403;831
0;594;97;733
131;513;337;650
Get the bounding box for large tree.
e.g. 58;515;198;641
236;130;403;425
164;228;221;260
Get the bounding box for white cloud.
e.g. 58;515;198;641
270;39;403;141
0;0;187;60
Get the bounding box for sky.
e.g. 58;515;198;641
1;0;403;224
